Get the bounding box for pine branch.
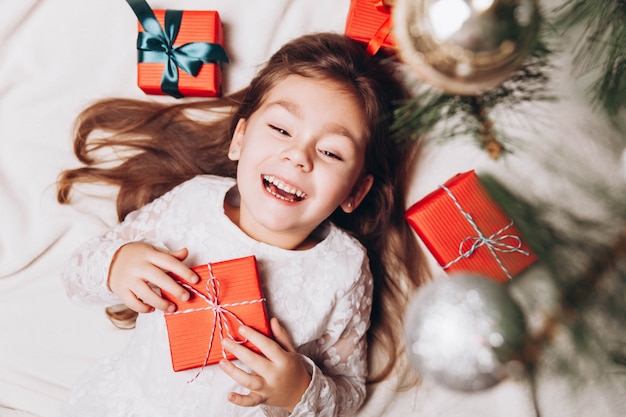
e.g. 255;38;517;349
553;0;626;116
479;173;626;382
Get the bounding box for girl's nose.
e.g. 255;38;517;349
280;142;313;171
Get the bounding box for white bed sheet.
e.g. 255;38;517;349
1;1;625;417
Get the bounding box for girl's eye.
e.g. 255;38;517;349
269;124;290;136
320;149;343;161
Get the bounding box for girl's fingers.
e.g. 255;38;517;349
109;243;199;313
268;318;296;352
221;337;269;373
218;357;264;391
220;325;310;411
220;328;283;379
141;249;199;303
118;288;155;313
130;281;174;312
236;325;287;364
150;248;198;285
142;268;190;304
168;247;189;261
227;390;265;408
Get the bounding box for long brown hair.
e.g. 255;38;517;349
57;33;430;384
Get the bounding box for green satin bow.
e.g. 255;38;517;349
127;0;229;98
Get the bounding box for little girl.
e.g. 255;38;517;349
56;33;429;416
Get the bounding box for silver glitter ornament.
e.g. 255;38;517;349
404;273;527;391
393;0;540;95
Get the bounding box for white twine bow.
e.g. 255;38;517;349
440;184;530;280
166;263;265;382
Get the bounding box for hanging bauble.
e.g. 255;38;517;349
404;273;528;391
393;0;540;95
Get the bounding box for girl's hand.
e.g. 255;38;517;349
108;242;198;313
219;317;312;412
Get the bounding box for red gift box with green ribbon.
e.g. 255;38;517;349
345;0;395;55
127;0;229;98
161;256;271;373
405;171;537;283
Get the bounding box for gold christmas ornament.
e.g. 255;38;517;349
393;0;540;95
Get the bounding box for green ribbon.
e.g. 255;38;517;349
127;0;229;98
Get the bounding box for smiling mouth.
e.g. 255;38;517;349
262;175;307;203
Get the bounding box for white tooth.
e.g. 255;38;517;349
264;174;306;199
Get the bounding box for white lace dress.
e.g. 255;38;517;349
57;175;373;417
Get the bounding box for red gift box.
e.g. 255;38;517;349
405;171;537;283
345;0;395;55
135;8;227;98
162;256;271;372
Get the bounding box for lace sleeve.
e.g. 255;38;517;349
263;256;374;417
61;186;178;306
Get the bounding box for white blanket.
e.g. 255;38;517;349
1;1;624;417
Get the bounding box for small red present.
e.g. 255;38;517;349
345;0;395;55
128;0;229;98
405;171;537;283
162;256;271;372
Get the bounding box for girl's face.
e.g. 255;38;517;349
227;75;373;250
